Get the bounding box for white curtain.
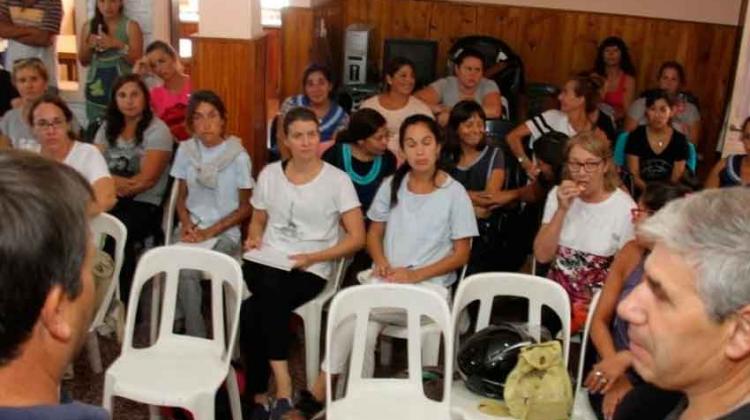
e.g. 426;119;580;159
718;5;750;156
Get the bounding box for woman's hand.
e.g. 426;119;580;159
181;224;198;242
602;376;633;420
385;267;418;283
243;235;261;251
289;253;316;270
557;180;582;211
133;56;151;76
96;32;124;51
522;159;540;181
86;34;99;51
585;351;632;394
373;261;392;279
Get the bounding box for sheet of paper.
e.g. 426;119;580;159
176;237;219;250
243;246;294;272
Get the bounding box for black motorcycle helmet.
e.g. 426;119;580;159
457;323;536;399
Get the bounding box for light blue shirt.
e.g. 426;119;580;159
170;137;255;241
367;173;478;287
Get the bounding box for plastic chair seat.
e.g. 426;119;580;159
329;381;450;420
106;339;229;405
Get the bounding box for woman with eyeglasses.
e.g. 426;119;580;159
93;74;173;303
0;58;80;151
585;182;690;420
28;94;116;214
170;90;254;337
625;89;689;193
240;106;365;419
706;117;750;188
534;131;636;333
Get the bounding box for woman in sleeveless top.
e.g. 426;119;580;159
706;116;750;188
79;0;143;124
594;36;636;122
586;182;691;420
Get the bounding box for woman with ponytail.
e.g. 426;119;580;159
322;108;397;212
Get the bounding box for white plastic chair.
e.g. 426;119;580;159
86;213;127;374
294;257;349;387
571;290;602;420
378;264;468;367
150;179;180;344
103;246;244;420
325;284;453;420
449;272;571;420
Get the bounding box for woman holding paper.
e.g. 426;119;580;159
170;90;254;337
240;106;365;420
93;74;172;303
294;114;478;419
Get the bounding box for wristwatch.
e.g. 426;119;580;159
517;156;527;164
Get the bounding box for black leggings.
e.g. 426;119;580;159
108;198;162;304
240;261;326;395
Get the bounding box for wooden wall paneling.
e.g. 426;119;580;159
312;0;345;83
280;7;315;99
191;35;268;175
427;2;478;76
265;27;282;101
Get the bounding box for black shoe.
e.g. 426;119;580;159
293;390;324;419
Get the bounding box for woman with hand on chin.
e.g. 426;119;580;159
29;94;116;214
240;106;365;420
293;115;478;420
170;90;254;337
534;131;635;333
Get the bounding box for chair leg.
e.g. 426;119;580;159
421;331;441;367
302;306;322;388
226;366;243;420
379;336;393;366
188;393;216;420
148;405;161;420
86;332;103;374
102;374;115;414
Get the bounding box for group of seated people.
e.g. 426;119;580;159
0;30;747;420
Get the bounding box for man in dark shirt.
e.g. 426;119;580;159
617;188;750;419
0;151;108;419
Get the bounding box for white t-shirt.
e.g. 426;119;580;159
542;186;635;258
63;141;111;185
360;95;433;158
251;161;361;280
367;173;478;287
525;109;576;147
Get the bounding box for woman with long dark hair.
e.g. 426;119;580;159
360;57;433;163
79;0;143;123
322;108;397;211
594;36;637;121
94;73;173;302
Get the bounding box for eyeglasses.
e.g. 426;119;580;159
567;159;603;173
630;207;654;219
33;119;66;131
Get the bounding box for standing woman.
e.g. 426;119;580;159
706;117;750;188
625;90;688;193
322;108;397;212
444;100;508;274
594;36;636;122
534;131;635;332
79;0;143;124
360;57;433;162
241;107;365;419
134;40;191;141
28;94;116;214
506;73;610;179
276;64;349;158
170;90;254;337
0;58;50;150
94;74;173;303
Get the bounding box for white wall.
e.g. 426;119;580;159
456;0;743;26
198;0;263;38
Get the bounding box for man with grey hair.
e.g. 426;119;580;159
0;150;108;419
618;187;750;419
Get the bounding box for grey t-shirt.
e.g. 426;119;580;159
94;117;174;206
429;76;499;108
627;97;700;140
0;107;81;151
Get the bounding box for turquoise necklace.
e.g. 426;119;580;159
342;144;382;185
